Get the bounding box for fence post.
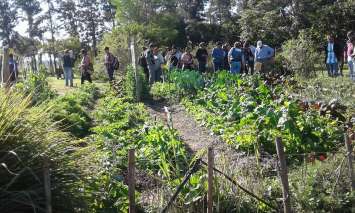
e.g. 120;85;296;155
128;149;136;213
275;137;291;213
344;133;354;191
129;36;140;102
43;157;52;213
208;147;214;213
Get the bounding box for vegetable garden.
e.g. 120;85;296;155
1;66;353;213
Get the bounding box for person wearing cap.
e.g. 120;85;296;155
63;49;75;87
228;42;244;74
195;42;208;73
212;41;225;72
80;49;93;84
254;40;275;74
145;43;157;84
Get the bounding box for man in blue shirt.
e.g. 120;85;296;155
254;41;275;74
212;41;225;72
324;35;341;77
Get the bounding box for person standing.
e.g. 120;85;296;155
80;49;93;84
211;42;225;72
153;47;165;82
181;48;194;70
228;42;243;74
243;41;255;75
344;31;354;80
138;47;149;80
195;42;208;73
63;49;74;87
104;47;115;82
254;41;275;74
324;35;341;77
145;43;156;84
222;43;230;71
8;54;18;84
166;45;179;71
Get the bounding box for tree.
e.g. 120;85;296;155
77;0;106;56
207;0;232;24
0;0;17;46
15;0;44;71
56;0;80;37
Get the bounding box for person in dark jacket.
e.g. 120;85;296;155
145;43;157;84
195;42;208;73
243;40;255;75
222;43;230;71
324;35;342;77
138;47;149;80
212;42;225;72
63;49;75;87
8;54;18;84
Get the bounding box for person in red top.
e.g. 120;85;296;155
180;48;194;70
80;49;93;84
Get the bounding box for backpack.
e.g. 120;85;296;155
112;56;120;70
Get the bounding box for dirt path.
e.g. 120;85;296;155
145;101;222;152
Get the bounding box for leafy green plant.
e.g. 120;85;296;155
124;65;149;101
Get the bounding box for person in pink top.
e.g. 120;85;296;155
180;48;194;70
344;31;354;80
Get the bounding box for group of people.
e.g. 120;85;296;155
62;46;119;86
139;40;275;85
327;32;355;80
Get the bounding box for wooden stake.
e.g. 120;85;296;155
208;147;214;213
43;157;52;213
275;137;291;213
344;133;354;191
128;149;136;213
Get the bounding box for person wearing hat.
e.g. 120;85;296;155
63;49;75;87
212;41;225;72
254;40;275;74
195;42;209;73
80;49;93;84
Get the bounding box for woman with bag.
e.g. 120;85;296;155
80;49;93;84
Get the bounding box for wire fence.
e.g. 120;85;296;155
125;133;354;213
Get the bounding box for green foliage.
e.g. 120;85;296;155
167;69;204;94
183;71;344;155
14;65;57;105
124;65;148;101
47;84;99;137
150;82;179;100
281;30;320;78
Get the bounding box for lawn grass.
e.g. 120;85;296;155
48;77;107;95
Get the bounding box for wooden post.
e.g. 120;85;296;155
275;137;291;213
43;157;52;213
128;149;136;213
208;147;214;213
344;133;354;191
130;36;140;102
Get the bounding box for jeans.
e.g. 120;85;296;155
230;61;241;74
326;63;338;76
148;65;156;85
64;67;73;87
213;61;223;72
349;60;355;80
106;66;115;81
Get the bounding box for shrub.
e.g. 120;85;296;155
281;30;321;78
167;69;204;95
150;82;179;100
13;65;56;105
124;65;148;101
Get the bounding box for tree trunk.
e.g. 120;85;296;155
1;48;10;87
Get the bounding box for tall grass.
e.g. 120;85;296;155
0;91;87;212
